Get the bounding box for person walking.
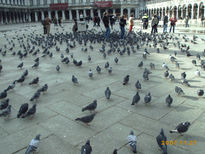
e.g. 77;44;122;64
129;14;134;33
151;15;158;34
119;15;126;39
163;14;168;33
44;15;52;35
102;12;110;39
185;15;189;28
169;16;177;33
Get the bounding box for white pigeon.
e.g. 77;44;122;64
162;62;169;70
195;69;200;76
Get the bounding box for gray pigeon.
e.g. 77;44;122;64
175;86;185;95
127;131;137;153
105;61;109;69
82;100;97;112
166;95;173;107
150;63;155;69
88;69;93;78
75;113;96;125
143;71;149;80
56;65;60;72
22;104;36;118
170;122;191;135
131;92;140;105
81;140;92;154
17;62;23;69
164;70;169;78
114;57;118;64
96;66;101;74
144;92;151;104
105;87;111;99
25;134;40;154
72;75;78;84
88;55;91;62
156;128;167;154
138;61;143;68
0;105;11;118
135;80;141;90
123;75;129;85
108;67;112;74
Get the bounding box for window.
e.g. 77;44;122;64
86;0;90;3
30;0;33;5
72;0;75;4
43;0;47;5
37;0;40;5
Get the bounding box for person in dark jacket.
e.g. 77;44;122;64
119;15;126;39
163;14;168;33
102;12;110;39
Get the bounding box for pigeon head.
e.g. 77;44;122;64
130;130;134;135
185;122;191;127
160;128;164;136
86;140;90;145
35;134;41;140
113;149;118;154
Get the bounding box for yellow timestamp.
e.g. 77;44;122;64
162;140;197;145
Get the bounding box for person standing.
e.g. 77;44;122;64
163;14;168;33
97;16;100;26
58;17;62;26
142;13;149;29
102;12;110;39
53;16;57;26
169;16;177;33
119;15;126;39
44;15;52;35
185;15;189;28
151;15;158;34
129;14;134;33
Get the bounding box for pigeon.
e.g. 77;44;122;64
88;55;91;62
76;60;82;66
192;60;196;66
143;71;149;80
138;61;143;68
123;75;130;85
96;66;101;74
156;128;167;154
34;57;39;62
25;134;40;154
0;90;7;99
17;62;23;69
182;79;191;87
22;69;28;77
169;74;175;82
0;105;11;117
144;92;151;104
181;72;186;79
175;61;180;68
15;76;25;84
162;63;169;70
166;95;173;107
38;84;48;93
131;92;140;105
164;70;169;78
197;89;204;97
175;86;185;95
170;55;176;62
29;77;39;85
0;99;9;110
75;113;95;125
113;149;118;154
105;87;111;99
82;100;97;112
114;57;118;64
195;69;200;77
17;103;29;118
104;61;109;69
5;81;16;92
0;64;2;72
170;122;191;135
135;80;141;90
108;67;112;74
56;65;60;72
150;63;155;69
22;104;36;118
30;91;41;101
81;140;92;154
72;75;78;84
127;131;137;153
88;69;93;78
32;61;39;68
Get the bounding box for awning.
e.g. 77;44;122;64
94;1;112;8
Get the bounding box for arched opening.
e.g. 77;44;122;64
182;5;186;19
115;8;120;17
100;9;105;18
193;4;198;19
38;12;41;21
65;10;69;20
51;11;56;20
188;4;192;19
71;10;76;20
86;10;90;18
123;8;128;18
93;9;98;17
131;8;135;17
173;6;177;17
30;12;35;22
57;11;62;19
178;6;182;19
199;3;204;19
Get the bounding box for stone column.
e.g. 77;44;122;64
62;10;65;20
97;9;100;17
113;9;116;16
121;8;123;16
197;3;200;19
0;12;3;24
83;9;86;17
176;7;178;18
128;8;130;18
55;11;57;18
76;10;79;20
42;11;44;20
28;13;31;22
91;9;94;18
35;12;38;22
69;9;72;20
48;11;51;19
191;4;194;19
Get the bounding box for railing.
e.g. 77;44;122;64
146;0;171;4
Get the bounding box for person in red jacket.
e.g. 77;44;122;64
169;16;177;33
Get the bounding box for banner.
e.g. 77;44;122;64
95;1;112;8
50;3;68;10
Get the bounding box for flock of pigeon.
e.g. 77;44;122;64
0;24;205;154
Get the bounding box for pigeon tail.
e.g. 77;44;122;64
75;118;81;121
169;130;178;133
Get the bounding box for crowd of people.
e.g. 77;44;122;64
41;12;202;39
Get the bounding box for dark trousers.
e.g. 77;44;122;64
151;25;157;33
170;25;175;33
43;26;47;34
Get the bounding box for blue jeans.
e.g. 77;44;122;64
169;25;175;33
163;23;168;33
185;22;189;27
104;27;110;39
120;26;125;39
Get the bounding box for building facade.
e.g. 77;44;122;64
0;0;204;24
